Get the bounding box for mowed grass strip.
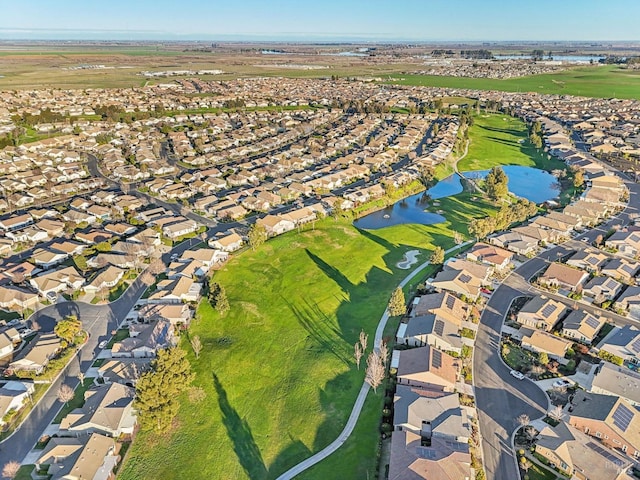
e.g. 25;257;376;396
118;218;458;480
458;114;567;172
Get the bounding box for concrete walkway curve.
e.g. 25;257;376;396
275;241;472;480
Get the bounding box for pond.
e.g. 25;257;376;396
354;166;559;230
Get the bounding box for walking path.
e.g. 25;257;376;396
275;241;472;480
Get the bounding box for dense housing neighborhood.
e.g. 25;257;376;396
0;35;639;480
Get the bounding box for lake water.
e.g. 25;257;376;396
354;166;559;230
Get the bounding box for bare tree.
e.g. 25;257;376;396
516;413;530;428
354;342;363;370
1;461;20;479
453;231;463;245
548;404;564;422
191;335;203;359
78;372;85;387
359;330;368;354
365;351;385;393
57;384;74;406
379;340;389;369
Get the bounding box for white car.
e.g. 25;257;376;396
98;340;108;349
510;370;525;380
19;328;34;339
552;379;573;388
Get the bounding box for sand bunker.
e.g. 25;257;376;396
397;250;420;269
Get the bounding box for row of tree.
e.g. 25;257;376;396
468;198;539;240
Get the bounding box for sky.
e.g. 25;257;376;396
1;0;639;42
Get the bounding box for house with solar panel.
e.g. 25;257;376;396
601;258;640;284
534;420;634;480
565;390;640;458
591;362;640;407
516;295;567;332
409;292;468;328
597;325;640;365
393;346;460;393
614;289;640;321
582;276;624;304
427;268;483;302
561;310;606;345
396;314;463;355
566;249;609;274
606;230;640;258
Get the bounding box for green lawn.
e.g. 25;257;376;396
106;328;129;348
118;217;459;480
389;65;640;100
53;378;95;424
458;114;567;172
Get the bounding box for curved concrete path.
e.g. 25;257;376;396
276;241;472;480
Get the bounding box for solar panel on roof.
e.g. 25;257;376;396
586;442;623;465
445;294;456;310
612;403;634;432
585;315;600;329
417;447;437;459
434;320;445;336
540;304;558;318
630;337;640;355
432;349;442;369
459;274;472;283
587;257;599;265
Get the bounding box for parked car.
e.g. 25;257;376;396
98;340;108;349
510;370;525;380
19;328;34;339
552;379;573;388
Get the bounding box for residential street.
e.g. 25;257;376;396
475;178;640;480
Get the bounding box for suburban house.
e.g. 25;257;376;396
29;266;85;296
9;333;62;375
565;390;640;457
428;269;482;301
598;325;640;364
443;259;492;286
162;219;198;239
606;230;640;257
0;381;35;426
0;285;39;313
410;292;468;328
582;276;624;303
614;286;640;320
209;231;243;252
488;231;538;256
591;362;640;407
97;358;152;387
390;385;473;480
535;421;632;480
561;310;605;345
83;266;125;295
35;433;119;480
521;329;572;364
148;277;202;304
111;320;174;358
59;382;137;438
516;296;567;332
394;346;459;392
538;263;589;292
566;249;608;273
137;303;193;327
0;328;19;361
601;258;640;283
257;214;295;237
396;314;462;354
465;242;513;271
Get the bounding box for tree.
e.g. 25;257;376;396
595;234;603;246
520;457;532;474
359;330;368;353
1;461;20;479
54;316;82;345
214;285;229;315
354;342;363;370
57;384;74;406
388;287;406;317
538;352;549;366
248;223;267;251
365;351;385;393
573;169;585;188
453;231;463;245
548;405;564;422
379;340;389;369
517;413;530;428
135;347;194;433
191;335;203;359
485;166;509;201
430;246;445;264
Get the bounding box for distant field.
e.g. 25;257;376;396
388;66;640;100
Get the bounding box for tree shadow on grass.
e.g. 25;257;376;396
477;124;522;136
213;373;268;480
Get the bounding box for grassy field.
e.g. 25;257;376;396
389;65;640;100
459;114;567;172
118;215;466;480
